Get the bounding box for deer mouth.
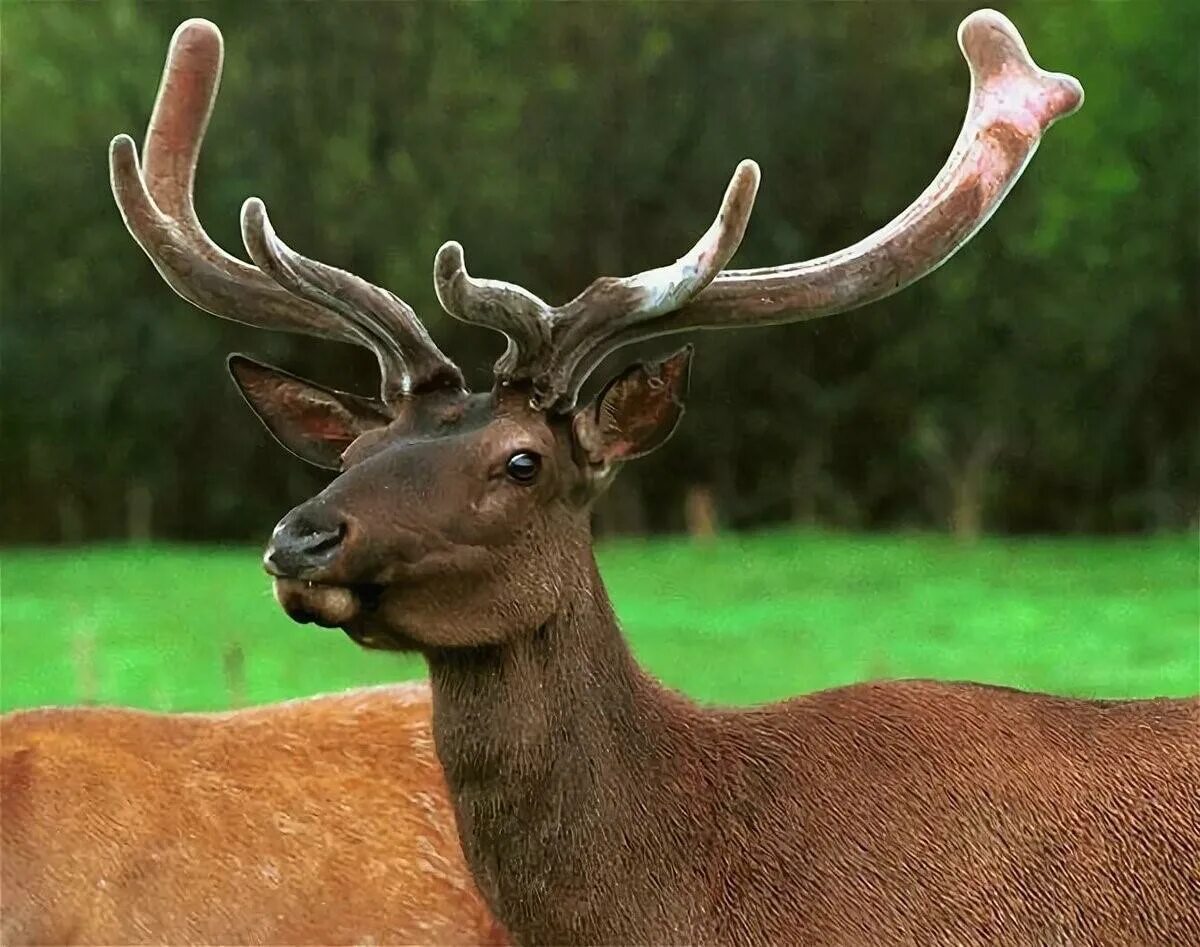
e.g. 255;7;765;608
272;578;377;628
271;578;409;650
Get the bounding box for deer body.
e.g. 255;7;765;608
1;684;506;946
430;554;1200;945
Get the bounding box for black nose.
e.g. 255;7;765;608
264;508;347;578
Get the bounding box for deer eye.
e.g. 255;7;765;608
505;451;541;484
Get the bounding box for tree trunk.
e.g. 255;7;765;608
948;430;1002;543
126;478;154;542
684;485;718;542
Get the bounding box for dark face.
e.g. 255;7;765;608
229;349;691;651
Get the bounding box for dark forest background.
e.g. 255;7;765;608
2;1;1196;544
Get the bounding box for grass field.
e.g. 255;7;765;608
1;532;1196;713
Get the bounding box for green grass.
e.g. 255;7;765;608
1;532;1196;713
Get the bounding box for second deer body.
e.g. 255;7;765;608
1;685;505;945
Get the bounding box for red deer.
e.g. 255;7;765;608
2;686;505;945
1;21;505;947
116;9;1200;947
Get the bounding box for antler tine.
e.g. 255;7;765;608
242;200;463;398
552;10;1083;408
544;159;760;403
433;241;556;379
110;131;345;343
138;19;218;229
434;160;759;406
111;18;463;403
111;20;349;343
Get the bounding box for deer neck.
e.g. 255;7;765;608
425;549;715;942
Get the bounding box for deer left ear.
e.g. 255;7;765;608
572;346;692;467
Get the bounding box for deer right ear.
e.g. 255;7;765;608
572;346;692;471
227;355;392;469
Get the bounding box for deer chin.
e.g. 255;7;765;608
272;577;364;629
272;578;421;651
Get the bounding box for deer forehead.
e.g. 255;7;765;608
342;394;560;471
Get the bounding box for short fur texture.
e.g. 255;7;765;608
430;556;1200;946
1;684;506;946
251;365;1200;946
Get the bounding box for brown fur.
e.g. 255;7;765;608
248;369;1200;946
430;556;1200;946
1;683;506;946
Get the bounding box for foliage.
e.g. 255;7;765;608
2;534;1196;713
2;1;1196;541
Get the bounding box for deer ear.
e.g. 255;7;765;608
227;355;392;469
572;346;692;467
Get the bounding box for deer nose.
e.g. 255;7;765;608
264;509;348;578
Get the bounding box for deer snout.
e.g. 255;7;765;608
264;506;349;579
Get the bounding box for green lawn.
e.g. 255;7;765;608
1;532;1196;713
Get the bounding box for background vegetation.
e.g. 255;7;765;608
1;3;1195;710
3;1;1196;544
4;535;1195;713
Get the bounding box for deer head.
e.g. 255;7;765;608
112;12;1082;651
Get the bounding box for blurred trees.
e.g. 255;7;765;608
2;1;1196;543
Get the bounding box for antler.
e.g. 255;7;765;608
435;9;1083;412
435;160;760;407
110;19;463;403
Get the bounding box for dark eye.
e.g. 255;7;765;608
505;451;541;484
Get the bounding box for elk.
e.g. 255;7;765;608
113;8;1199;947
1;21;506;947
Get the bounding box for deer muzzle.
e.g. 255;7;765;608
264;505;350;580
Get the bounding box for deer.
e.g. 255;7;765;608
1;686;506;945
0;21;506;947
108;8;1199;947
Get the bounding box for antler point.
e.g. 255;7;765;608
172;18;224;50
1050;73;1085;118
108;135;145;202
239;198;275;247
957;8;1084;130
240;196;265;219
957;9;1028;71
435;241;467;277
957;9;1016;45
109;134;137;161
736;158;762;181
